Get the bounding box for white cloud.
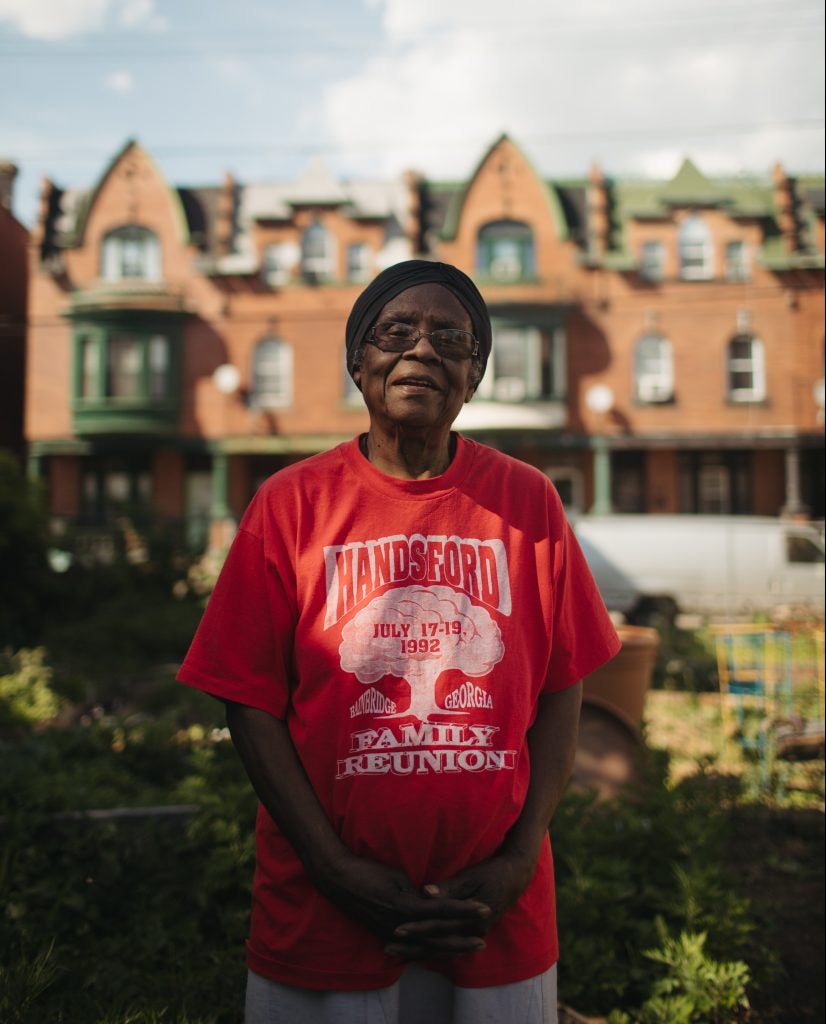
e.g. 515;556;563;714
104;69;133;93
0;0;164;39
320;0;825;178
0;0;110;39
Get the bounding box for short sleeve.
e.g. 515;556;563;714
177;527;296;718
543;519;621;693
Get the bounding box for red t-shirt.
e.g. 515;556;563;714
178;435;619;991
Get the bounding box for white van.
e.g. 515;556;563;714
571;515;825;623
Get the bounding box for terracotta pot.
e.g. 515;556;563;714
582;625;659;733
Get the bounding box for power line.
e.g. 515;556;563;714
8;118;822;168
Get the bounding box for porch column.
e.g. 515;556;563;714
590;438;613;515
209;450;236;549
780;446;808;518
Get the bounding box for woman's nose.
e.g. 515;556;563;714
404;332;441;361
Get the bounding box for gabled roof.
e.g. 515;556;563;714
434;133;572;244
660;158;728;207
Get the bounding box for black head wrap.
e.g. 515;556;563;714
345;260;491;383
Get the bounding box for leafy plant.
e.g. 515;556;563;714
0;648;62;730
0;450;55;649
553;759;755;1015
0;942;60;1024
608;921;750;1024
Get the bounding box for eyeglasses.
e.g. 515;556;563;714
368;321;479;361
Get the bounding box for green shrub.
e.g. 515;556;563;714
0;648;62;730
608;922;750;1024
554;760;755;1015
0;450;55;649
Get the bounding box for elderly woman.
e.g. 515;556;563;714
178;260;619;1024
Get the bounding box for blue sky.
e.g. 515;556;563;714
1;0;823;229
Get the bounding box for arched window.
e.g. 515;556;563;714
251;338;293;408
634;333;674;403
101;226;162;282
476;220;535;281
301;221;334;282
677;214;712;280
726;334;765;402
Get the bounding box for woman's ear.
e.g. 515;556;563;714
352;370;363;392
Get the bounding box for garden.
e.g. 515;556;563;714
1;452;823;1023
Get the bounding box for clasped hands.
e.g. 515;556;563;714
317;847;538;961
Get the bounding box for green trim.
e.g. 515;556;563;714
210;452;231;520
70;315;182;436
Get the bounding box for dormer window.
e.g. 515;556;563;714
678;214;712;280
476;220;535;282
301;221;334;283
101;226;161;282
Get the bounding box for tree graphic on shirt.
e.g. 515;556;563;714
339;585;504;721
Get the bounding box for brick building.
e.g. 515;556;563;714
0;161;28;459
23;136;825;548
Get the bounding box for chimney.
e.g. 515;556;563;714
403;170;423;255
0;161;18;211
587;162;609;262
216;171;236;257
772;162;797;255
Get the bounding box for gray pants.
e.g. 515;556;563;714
245;963;558;1024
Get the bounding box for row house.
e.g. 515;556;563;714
23;136;825;550
0;162;27;459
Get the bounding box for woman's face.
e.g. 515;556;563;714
353;283;476;436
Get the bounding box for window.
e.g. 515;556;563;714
475;325;564;402
698;463;730;514
634;333;674;403
107;336;142;398
727;334;766;402
476;221;535;281
101;227;162;282
148;336;170;400
262;243;294;288
79;335;98;398
80;459;152;526
725;241;749;282
346;243;372;283
301;221;334;282
640;241;665;282
72;323;178;433
786;534;824;564
678;215;712;280
76;332;171;400
252;338;293;408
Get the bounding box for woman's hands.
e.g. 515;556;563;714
384;848;538;960
315;849;492;959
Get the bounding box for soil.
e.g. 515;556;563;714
728;806;825;1024
568;691;825;1023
